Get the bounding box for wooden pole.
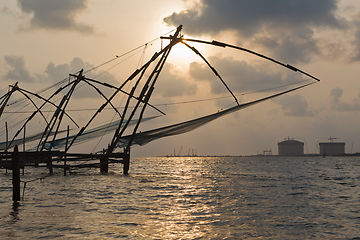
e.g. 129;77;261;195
47;156;53;174
100;145;109;173
5;122;8;151
64;125;69;176
5;122;8;174
123;148;130;175
22;124;25;175
100;157;108;173
12;145;20;202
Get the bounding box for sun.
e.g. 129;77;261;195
168;42;198;62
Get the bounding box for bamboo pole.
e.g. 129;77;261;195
123;148;130;175
22;124;25;175
5;122;8;174
12;145;20;202
5;122;8;151
64;125;69;176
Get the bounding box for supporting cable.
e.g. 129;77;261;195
181;41;239;105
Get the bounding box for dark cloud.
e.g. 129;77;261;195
44;57;92;82
273;94;314;117
164;0;347;64
42;57;118;99
17;0;94;33
189;55;304;94
2;56;119;99
3;55;35;82
155;63;198;98
258;33;319;64
330;87;360;111
165;0;343;36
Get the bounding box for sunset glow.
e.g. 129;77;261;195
1;0;360;156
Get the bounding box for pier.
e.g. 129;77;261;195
1;147;130;175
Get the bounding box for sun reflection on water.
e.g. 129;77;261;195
1;156;359;239
136;157;228;239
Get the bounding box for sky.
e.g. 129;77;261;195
1;0;360;157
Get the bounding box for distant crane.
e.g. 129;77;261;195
328;136;339;142
178;146;183;156
315;136;342;154
315;141;319;154
317;136;340;142
263;149;272;155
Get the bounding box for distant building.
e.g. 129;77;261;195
319;142;345;156
278;139;304;156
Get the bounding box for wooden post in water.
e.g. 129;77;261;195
12;145;20;202
100;156;108;173
5;122;8;151
47;156;53;174
22;124;25;175
100;145;109;173
64;125;69;176
5;122;8;174
123;148;130;175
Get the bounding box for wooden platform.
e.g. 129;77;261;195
0;149;130;174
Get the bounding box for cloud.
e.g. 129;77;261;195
1;5;11;14
165;0;343;35
2;56;119;99
330;87;360;111
3;55;35;82
257;33;319;64
348;11;360;62
155;63;198;98
164;0;347;64
330;87;343;104
41;57;119;98
43;57;92;82
273;94;314;117
188;55;304;94
17;0;94;33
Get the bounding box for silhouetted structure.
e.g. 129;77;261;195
1;25;320;179
319;142;345;156
278;139;304;156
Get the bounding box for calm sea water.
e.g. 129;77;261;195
0;156;359;239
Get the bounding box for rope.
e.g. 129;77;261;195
138;44;148;68
1;27;177;114
18;170;63;200
0;79;311;114
84;27;177;76
90;60;137;153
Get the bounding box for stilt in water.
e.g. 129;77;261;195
64;125;70;176
100;145;109;173
100;156;109;173
12;145;20;202
123;148;130;175
5;122;8;174
22;124;25;175
47;156;53;174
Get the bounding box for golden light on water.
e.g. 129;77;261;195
138;157;224;239
1;156;359;238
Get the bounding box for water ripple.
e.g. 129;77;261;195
0;156;359;239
